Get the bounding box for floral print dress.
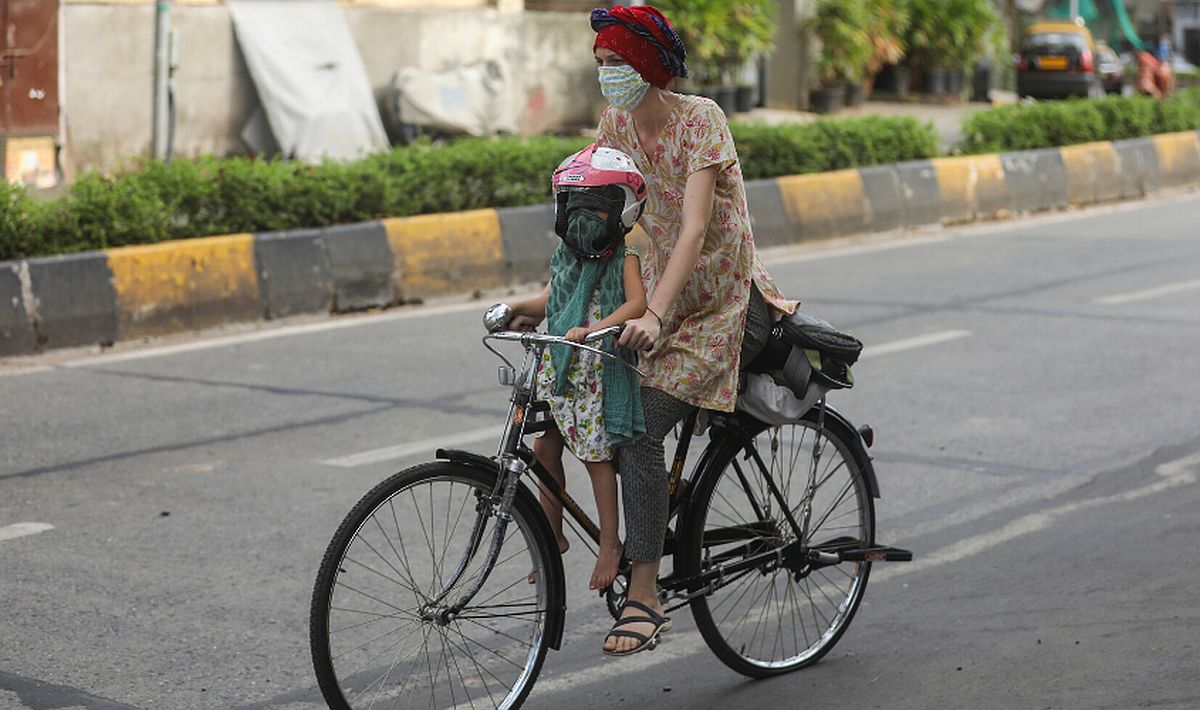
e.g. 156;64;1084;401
597;95;797;412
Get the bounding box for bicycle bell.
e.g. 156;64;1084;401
483;303;514;333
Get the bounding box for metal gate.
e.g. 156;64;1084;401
1;0;58;187
1;0;59;136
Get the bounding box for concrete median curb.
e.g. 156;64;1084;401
3;130;1199;356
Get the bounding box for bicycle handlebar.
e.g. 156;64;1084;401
484;324;622;346
482;324;644;378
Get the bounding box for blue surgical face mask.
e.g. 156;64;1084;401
598;65;651;111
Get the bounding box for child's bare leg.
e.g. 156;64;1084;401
582;459;622;591
532;430;569;555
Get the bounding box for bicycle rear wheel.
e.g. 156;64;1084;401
683;411;875;677
310;461;556;709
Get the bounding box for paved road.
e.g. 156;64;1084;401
3;192;1200;709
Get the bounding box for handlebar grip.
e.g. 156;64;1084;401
583;324;625;344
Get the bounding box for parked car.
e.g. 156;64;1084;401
1016;22;1105;99
1095;43;1124;94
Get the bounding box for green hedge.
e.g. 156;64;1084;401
731;115;939;180
0;136;593;260
0;115;937;261
959;87;1200;154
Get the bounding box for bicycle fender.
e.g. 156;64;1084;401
436;448;568;651
816;406;882;500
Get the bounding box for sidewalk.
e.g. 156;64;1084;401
737;90;1019;152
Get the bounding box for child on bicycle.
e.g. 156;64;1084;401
506;145;648;591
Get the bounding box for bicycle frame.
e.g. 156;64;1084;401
425;327;908;624
421;328;628;621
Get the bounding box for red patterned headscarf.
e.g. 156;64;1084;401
591;6;688;90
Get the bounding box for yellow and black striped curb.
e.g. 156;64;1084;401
2;131;1198;356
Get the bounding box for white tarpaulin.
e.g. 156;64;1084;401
227;0;390;163
389;59;519;138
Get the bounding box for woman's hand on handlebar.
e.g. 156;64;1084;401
618;313;660;352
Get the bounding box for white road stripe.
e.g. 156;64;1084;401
0;522;54;542
874;450;1200;584
445;631;702;710
1092;278;1200;305
0;294;545;377
514;449;1200;698
320;426;505;468
858;329;972;359
320;330;971;468
0;365;53;378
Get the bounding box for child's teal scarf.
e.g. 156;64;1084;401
546;208;645;447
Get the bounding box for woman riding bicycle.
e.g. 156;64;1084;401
516;5;798;656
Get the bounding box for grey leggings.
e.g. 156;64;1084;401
618;286;773;562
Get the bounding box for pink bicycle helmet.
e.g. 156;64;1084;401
551;145;647;256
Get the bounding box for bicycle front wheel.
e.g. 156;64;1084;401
683;412;875;677
310;461;557;710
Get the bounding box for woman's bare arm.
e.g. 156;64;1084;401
618;164;717;350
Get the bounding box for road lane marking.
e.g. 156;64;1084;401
873;450;1200;584
445;630;703;709
0;365;53;378
859;329;972;360
0;293;545;378
1093;278;1200;305
5;190;1200;380
0;522;54;542
320;426;505;468
320;330;972;468
763;233;951;265
510;450;1200;698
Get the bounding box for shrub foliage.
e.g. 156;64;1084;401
0;116;937;260
960;88;1200;154
10;88;1199;262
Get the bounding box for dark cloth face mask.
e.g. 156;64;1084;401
558;189;626;260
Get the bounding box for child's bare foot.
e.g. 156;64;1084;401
529;536;570;584
589;540;623;591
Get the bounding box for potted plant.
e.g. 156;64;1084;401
863;0;911;98
721;0;778;113
662;1;777;115
906;0;997;96
808;0;872;112
660;0;731;110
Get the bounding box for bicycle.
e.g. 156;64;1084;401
309;315;912;710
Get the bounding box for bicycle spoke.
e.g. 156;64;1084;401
330;607;419;636
458;615;536;652
409;488;440;597
450;622;530;672
448;621;502;709
337;620;425;692
384;498;424;592
362;521;424;597
690;417;873;674
342;552;422;596
441;626;478;710
346;629;424;708
334;581;419;620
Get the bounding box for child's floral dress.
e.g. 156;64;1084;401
535;248;638;463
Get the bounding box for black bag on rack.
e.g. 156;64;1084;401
745;309;863;401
